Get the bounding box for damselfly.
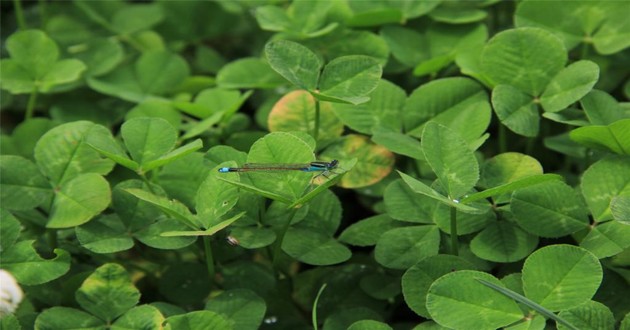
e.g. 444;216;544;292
218;160;339;180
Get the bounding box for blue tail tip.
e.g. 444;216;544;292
218;167;230;173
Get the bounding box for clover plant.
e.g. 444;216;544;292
1;0;629;329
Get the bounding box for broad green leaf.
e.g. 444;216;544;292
39;59;87;92
359;273;401;300
111;305;165;330
47;173;110;228
479;152;543;189
426;270;523;329
282;227;351;266
421;122;479;199
196;162;239;227
121;117;177;168
6;29;59;80
346;6;403;27
397;171;485;214
158;263;211;305
0;155;51;211
135;50;189;95
111;180;162;231
307;29;390;66
1;315;21;330
216;58;285;89
331;79;406;134
287;158;355;209
338;214;403;246
371;128;423;159
557;300;614;330
86;124;138;171
86;64;146;103
348;320;392;330
402;255;477;318
491;84;539;137
470;222;538;262
142;139;203;172
384;179;437;223
34;307;104;330
404;77;491;141
165;311;233;330
380;26;425;67
227;226;276;249
76;263;140;322
433;201;494;235
611;195;630;224
522;244;602;311
297;189;342;236
157;152;209;208
124;188;199;230
204;289;266;330
540;60;599;113
0;210;20;252
580;156;630;221
374;225;440;270
111;4;163;34
0;240;70;285
267;90;344;144
511;180;589;237
76;214;134;254
176;87;250;119
462;174;563;204
6;118;56;159
127;100;182;130
255;6;292;32
265;40;322;91
570;119;630;155
71;38;124;77
429;6;487;24
218;176;292;204
579;220;630;259
160;212;244;237
322;307;383;330
133;217;197;250
481;27;567;95
581;90;625;125
321;134;394;188
317;55;382;105
34;121;115;186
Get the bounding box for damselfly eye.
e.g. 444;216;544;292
226;236;240;246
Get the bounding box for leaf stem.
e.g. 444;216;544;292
312;283;327;330
313;98;321;142
450;206;458;256
13;0;27;29
498;124;507;153
25;86;39;120
202;236;215;284
47;229;57;251
272;208;297;272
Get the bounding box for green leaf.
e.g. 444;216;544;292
111;4;163;34
462;174;563;204
195;162;240;226
380;26;426;67
0;240;70;285
317;55;382;105
124;188;199;230
374;225;440;270
331;79;406;134
579;220;630;259
348;320;392;330
433;202;494;236
479;152;543;189
287;158;354;209
160;212;244;237
0;60;36;94
404;78;491;141
265;40;322;91
216;58;285;89
0;210;20;252
581;90;625;125
159;263;210;305
135;50;190;95
255;6;292;32
34;121;115;186
557;300;615;330
491;84;539;137
402;255;477;318
481;27;567;95
143;139;203;172
134;218;197;250
511;180;589;237
76;263;140;322
165;310;233;330
371;128;423;159
47;173;111;228
430;6;487;24
570;119;630;155
227;226;276;249
0;155;51;211
384;179;437;223
204;289;266;330
339;214;403;247
34;307;104;329
86;124;139;171
470;222;538;262
121;117;177;168
421;122;479;199
426;270;523;329
71;38;124;77
282;227;351;266
581;156;630;221
540;60;599;113
6;29;59;80
397;171;485;214
522;244;602;311
611;195;630;224
1;315;21;330
111;305;165;330
76;214;134;254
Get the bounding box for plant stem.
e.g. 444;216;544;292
47;229;57;251
498;124;507;153
13;0;27;29
450;206;458;256
25;86;39;120
313;99;321;142
203;236;215;284
272;208;297;272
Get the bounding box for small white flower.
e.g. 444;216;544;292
0;269;23;316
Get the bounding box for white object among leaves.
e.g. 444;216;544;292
0;269;23;316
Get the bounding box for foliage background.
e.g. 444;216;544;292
1;0;630;329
